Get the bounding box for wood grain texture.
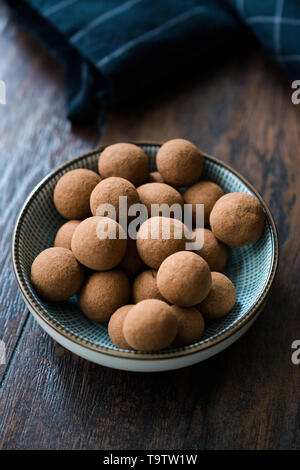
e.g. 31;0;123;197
0;1;101;384
0;1;300;450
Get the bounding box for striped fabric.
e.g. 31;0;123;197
229;0;300;76
7;0;300;123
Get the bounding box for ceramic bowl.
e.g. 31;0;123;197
12;143;278;372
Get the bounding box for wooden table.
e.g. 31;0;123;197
0;1;299;450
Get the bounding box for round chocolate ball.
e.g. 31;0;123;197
120;239;145;278
183;181;224;226
137;182;183;218
209;192;265;246
193;228;227;272
108;305;134;349
148;171;164;183
171;305;205;346
98;143;148;186
90;176;140;220
79;270;130;322
157;251;212;307
31;247;84;301
53;169;101;219
132;269;165;303
156;139;203;186
136;216;187;269
198;272;236;319
123;299;178;351
54;220;81;250
71;216;127;271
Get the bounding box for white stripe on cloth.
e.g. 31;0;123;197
278;54;300;62
274;0;285;56
237;0;245;16
44;0;78;16
70;0;143;43
247;16;300;26
97;5;206;68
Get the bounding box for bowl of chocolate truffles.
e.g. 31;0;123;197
12;140;278;372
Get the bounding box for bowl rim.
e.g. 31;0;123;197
12;142;279;361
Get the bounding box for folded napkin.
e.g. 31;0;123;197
7;0;300;123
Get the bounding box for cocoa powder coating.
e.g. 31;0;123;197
198;272;236;319
137;182;183;217
108;305;134;349
54;220;81;250
136;216;187;269
157;251;212;307
90;176;140;219
120;239;145;278
53;169;101;219
31;144;263;349
148;171;164;183
71;216;127;270
156;139;203;186
98;143;148;186
132;269;165;303
171;305;205;346
193;228;227;272
79;270;130;322
31;247;84;301
183;181;224;225
210;192;265;246
123;299;178;351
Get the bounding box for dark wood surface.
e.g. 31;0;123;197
0;1;299;450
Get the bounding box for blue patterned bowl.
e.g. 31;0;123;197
12;144;278;372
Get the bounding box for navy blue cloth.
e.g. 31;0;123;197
7;0;300;123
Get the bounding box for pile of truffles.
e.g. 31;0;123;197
31;139;265;352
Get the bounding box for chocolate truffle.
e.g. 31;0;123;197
199;272;236;319
90;176;140;220
157;251;212;307
193;228;227;272
31;247;84;301
148;171;164;183
98;143;148;186
156;139;203;186
209;192;265;246
108;305;134;349
123;299;178;351
183;181;224;226
71;216;127;270
53;169;101;219
132;269;165;303
79;270;130;322
137;182;183;218
171;305;205;347
136;216;187;269
120;239;145;278
54;220;81;250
